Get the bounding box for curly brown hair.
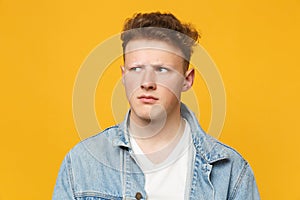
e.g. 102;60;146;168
121;12;200;69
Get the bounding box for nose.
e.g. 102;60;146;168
140;68;157;90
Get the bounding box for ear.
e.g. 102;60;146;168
121;66;125;84
182;68;195;92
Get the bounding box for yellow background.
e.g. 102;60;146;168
0;0;299;199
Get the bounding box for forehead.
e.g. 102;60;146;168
124;39;185;65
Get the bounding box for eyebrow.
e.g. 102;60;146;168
127;63;167;68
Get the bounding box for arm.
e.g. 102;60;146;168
52;154;75;200
229;162;260;200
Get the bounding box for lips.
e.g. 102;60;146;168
137;95;159;104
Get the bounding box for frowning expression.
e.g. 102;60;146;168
122;39;194;124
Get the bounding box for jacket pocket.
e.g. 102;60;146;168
75;192;122;200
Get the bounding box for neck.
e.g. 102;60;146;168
129;106;185;155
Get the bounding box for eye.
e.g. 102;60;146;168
130;66;142;72
157;67;169;73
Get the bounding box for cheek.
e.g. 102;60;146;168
156;74;184;97
123;75;140;99
158;86;181;104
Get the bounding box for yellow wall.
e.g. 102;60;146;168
0;0;299;199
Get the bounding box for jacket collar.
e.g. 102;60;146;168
113;103;229;164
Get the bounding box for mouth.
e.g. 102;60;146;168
137;95;159;104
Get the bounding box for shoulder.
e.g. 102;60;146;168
196;132;248;165
212;138;252;179
198;134;259;199
195;132;254;181
66;125;121;165
212;140;260;199
54;125;127;198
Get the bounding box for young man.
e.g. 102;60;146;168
53;12;260;200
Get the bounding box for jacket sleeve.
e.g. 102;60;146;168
229;162;260;200
52;154;75;200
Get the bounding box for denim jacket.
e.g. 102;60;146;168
53;104;260;200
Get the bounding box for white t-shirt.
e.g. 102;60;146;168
130;120;192;200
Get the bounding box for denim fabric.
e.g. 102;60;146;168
53;103;260;200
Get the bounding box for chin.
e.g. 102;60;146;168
131;105;165;121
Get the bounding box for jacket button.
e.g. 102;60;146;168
135;192;143;200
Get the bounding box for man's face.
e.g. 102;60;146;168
122;39;194;124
